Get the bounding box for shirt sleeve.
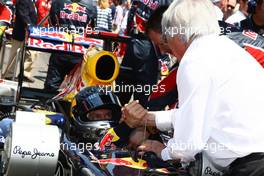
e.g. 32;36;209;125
113;6;123;26
160;63;215;163
154;109;175;131
108;9;112;31
36;0;49;26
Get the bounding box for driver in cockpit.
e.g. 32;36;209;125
70;86;122;145
70;86;152;150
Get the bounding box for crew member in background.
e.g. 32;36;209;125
4;0;37;82
145;6;172;55
44;0;96;91
115;0;173;108
119;0;131;35
35;0;51;26
96;0;112;31
112;0;123;33
238;0;264;36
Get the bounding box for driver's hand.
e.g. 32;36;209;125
137;140;165;159
121;100;148;128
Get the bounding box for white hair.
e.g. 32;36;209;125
162;0;220;43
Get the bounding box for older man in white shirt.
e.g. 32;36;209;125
121;0;264;175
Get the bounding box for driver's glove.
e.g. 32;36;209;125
99;122;134;150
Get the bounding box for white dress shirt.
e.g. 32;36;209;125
225;10;246;24
214;5;224;21
154;34;264;169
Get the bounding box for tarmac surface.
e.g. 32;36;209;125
0;43;52;105
24;51;51;89
1;44;51;89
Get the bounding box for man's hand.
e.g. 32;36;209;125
128;127;150;150
121;100;148;128
137;140;165;158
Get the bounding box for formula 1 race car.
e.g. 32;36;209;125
0;86;224;176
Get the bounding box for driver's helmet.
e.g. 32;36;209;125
71;86;121;144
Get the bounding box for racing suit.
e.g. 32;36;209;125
35;0;51;26
227;30;264;67
238;15;264;36
0;0;13;37
44;0;96;91
116;0;173;108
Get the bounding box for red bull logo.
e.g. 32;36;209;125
94;157;148;170
60;12;87;23
61;3;88;22
97;158;133;166
100;133;114;150
64;4;74;10
64;3;86;13
74;36;103;46
141;0;159;10
28;38;88;54
100;128;120;150
76;6;87;14
39;32;67;41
